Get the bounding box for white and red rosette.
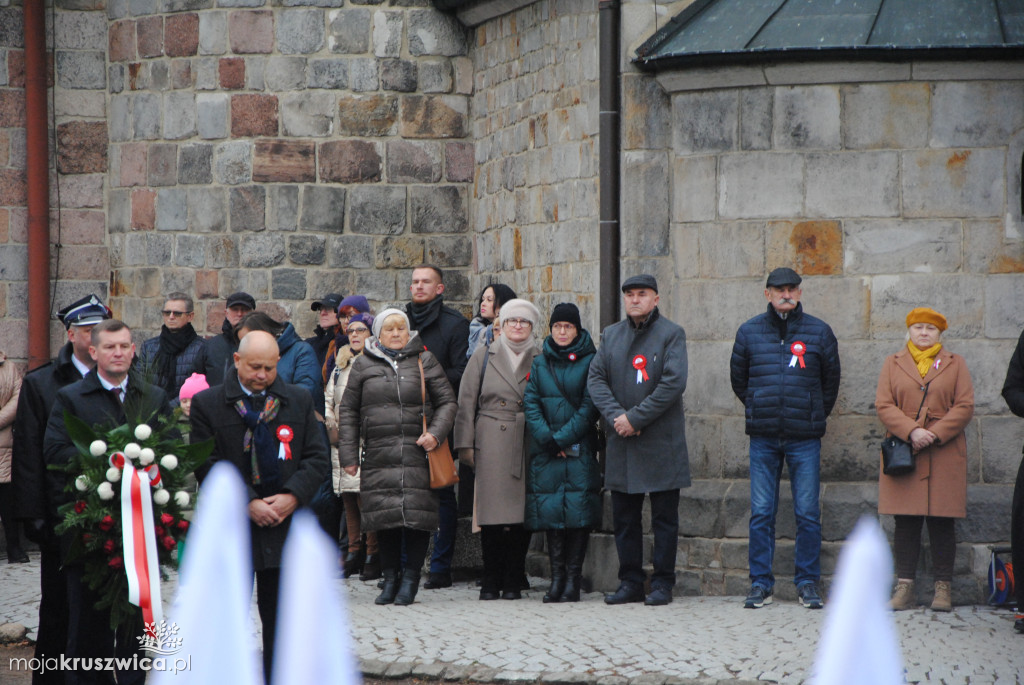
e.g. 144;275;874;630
632;354;649;383
276;425;294;460
789;341;807;369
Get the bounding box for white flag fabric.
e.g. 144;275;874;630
152;462;261;685
272;509;360;685
811;516;904;685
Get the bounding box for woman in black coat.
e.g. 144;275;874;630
337;308;457;606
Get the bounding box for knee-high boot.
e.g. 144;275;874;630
560;528;589;603
543;530;567;603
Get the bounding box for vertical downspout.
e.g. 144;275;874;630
25;0;51;370
598;0;621;329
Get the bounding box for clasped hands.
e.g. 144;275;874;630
249;493;298;528
613;413;639;437
909;427;938;451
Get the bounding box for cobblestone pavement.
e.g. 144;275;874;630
2;553;1021;684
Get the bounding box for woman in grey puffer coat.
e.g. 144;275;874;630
337;308;457;606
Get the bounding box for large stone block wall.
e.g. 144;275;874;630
0;2;110;360
618;58;1024;543
468;0;600;327
104;0;476;338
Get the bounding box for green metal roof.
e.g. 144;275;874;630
635;0;1024;70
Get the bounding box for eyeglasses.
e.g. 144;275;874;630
551;323;576;333
161;310;192;318
504;318;533;328
347;327;370;335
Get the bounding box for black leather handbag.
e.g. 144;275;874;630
881;383;929;476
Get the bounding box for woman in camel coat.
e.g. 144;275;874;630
875;307;974;612
455;299;542;600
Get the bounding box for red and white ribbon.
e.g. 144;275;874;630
789;341;807;369
277;425;293;461
120;463;162;636
633;355;649;383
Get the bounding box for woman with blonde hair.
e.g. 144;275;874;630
875;307;974;612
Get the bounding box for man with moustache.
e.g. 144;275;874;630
587;274;690;607
12;295;110;685
730;267;840;610
44;319;172;685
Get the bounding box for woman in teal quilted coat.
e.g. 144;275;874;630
524;303;601;603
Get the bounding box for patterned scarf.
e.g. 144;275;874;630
908;341;942;378
234;394;282;496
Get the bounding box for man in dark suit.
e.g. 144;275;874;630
44;319;172;685
190;330;329;682
13;294;110;685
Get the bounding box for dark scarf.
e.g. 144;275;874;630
155;323;198;391
233;393;282;497
221;317;235;341
407;296;443;331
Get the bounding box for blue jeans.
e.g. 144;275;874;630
748;436;821;590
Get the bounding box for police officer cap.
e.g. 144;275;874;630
621;274;658;293
765;267;802;288
57;294;112;329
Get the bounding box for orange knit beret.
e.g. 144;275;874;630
905;307;947;331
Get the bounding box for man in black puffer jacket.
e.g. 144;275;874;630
730;267;840;611
191;291;255;386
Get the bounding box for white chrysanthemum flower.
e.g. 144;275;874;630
75;475;91;492
134;424;152;441
160;455;178;470
123;443;142;460
174;491;190;507
152;489;170;506
89;440;107;457
106;467;122;483
97;482;115;500
139;448;155;466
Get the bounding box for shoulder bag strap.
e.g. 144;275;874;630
417;356;428;435
913;382;930;421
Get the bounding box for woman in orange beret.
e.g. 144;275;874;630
875;307;974;612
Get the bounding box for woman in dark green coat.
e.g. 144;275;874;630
524;303;601;603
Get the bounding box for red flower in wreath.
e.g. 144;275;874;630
155;525;165;537
74;501;87;514
108;556;123;569
160;513;174;525
98;515;114;532
103;539;116;554
161;536;176;551
176;520;189;532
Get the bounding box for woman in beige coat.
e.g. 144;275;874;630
0;350;25;563
875;307;974;612
455;299;541;600
324;312;378;580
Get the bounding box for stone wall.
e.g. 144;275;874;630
0;1;110;360
612;51;1024;598
468;0;600;329
104;0;476;339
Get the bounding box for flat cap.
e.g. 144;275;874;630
621;274;658;293
765;267;802;288
225;292;256;310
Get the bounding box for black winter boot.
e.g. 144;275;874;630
543;530;567;604
560;528;589;603
375;569;401;605
394;569;421;606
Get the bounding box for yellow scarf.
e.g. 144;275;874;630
908;341;942;377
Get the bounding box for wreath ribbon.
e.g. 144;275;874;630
120;463;162;636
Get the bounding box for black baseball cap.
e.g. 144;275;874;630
311;294;344;312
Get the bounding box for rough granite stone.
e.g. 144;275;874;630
338;95;397;136
301;186;346;233
268;185;300;232
156;188;187;231
265;56;306;91
197;93;229;139
239;234;285;267
188;187;227;233
387;140;441;183
381;59;417;92
214;141;252;185
163;92;197;140
410;185;467;233
281;92;335;137
271;268;307;299
229;11;274;54
231;94;278;137
349;186;406;235
288;235;327;265
308;58;348;89
253;140;315;183
277;9;324;54
230;186;266;232
327;8;370;53
408;9;466;57
178;143;213;184
372;10;402;57
319;140;381;183
400;95;467;138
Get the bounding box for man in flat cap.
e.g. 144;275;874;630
587;274;690;606
192;291;256;386
730;267;841;610
12;294;110;683
305;293;344;373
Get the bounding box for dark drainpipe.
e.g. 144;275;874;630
598;0;620;329
25;0;51;370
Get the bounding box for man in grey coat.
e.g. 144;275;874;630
587;274;690;606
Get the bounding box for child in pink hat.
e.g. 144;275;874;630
178;372;209;418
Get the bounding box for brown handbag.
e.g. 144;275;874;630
418;357;459;489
